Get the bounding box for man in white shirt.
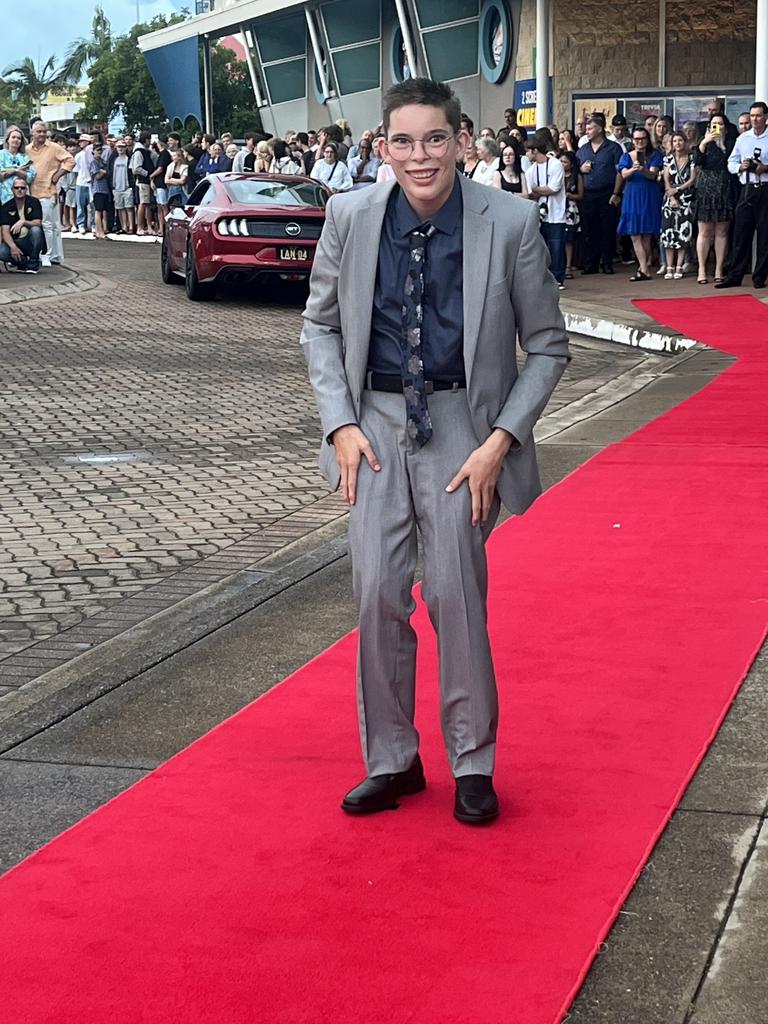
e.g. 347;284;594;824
74;135;92;234
525;128;567;288
716;101;768;289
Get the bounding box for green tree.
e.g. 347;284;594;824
78;14;188;131
1;56;67;117
210;43;262;136
0;79;29;128
61;5;113;85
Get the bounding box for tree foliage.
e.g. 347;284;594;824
78;14;187;131
210;44;263;136
61;5;113;85
0;79;29;128
1;56;68;117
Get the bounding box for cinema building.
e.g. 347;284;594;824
138;0;768;136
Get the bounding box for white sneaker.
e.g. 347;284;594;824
40;255;52;268
78;225;86;234
656;266;667;275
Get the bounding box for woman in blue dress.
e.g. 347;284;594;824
617;127;663;280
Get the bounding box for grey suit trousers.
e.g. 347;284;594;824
348;387;501;779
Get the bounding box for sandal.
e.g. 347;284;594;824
714;276;724;284
629;271;651;281
698;277;709;285
664;270;674;280
673;271;683;279
565;270;573;279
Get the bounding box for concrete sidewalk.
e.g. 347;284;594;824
1;248;766;1022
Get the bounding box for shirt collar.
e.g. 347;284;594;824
394;172;462;237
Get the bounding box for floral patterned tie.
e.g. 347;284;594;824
401;223;436;447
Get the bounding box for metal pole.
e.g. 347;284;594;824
535;0;549;129
202;35;213;134
305;9;331;100
757;0;768;101
658;0;666;88
394;0;418;79
240;26;265;106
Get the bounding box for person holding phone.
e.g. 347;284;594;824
692;113;733;283
617;127;663;280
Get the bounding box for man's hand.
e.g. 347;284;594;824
608;194;621;207
445;429;514;527
331;424;380;505
581;160;592;173
10;221;24;236
9;244;22;260
741;158;753;172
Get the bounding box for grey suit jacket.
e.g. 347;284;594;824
299;174;570;514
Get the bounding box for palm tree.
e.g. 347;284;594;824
1;56;68;117
60;6;113;84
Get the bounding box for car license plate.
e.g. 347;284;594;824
279;247;309;261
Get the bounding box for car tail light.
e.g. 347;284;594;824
218;218;250;236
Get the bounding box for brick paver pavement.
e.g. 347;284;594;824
0;240;646;687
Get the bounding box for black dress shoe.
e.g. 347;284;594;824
714;279;741;289
454;775;499;825
753;279;766;289
601;264;615;275
341;755;426;814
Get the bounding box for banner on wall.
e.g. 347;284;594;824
513;78;553;128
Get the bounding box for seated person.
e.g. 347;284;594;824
0;179;45;273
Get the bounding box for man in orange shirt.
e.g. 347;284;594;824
27;120;74;267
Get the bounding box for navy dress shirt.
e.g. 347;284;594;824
576;138;623;194
368;174;464;380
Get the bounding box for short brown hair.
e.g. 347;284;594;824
382;78;461;134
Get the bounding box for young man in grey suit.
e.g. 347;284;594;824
301;79;569;824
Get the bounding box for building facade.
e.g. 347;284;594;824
138;0;765;137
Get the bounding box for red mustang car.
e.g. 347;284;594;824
161;172;330;300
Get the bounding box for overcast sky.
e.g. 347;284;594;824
1;0;185;80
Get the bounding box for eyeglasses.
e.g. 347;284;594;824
12;185;26;191
386;131;458;160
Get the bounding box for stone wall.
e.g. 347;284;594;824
665;0;755;86
550;0;660;124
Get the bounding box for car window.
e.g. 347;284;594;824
223;179;328;208
186;182;210;206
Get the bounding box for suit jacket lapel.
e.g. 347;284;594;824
459;176;492;387
346;182;395;397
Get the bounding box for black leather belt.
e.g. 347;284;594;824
365;371;466;394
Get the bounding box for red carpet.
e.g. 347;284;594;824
2;296;767;1023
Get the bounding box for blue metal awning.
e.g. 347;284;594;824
143;36;203;127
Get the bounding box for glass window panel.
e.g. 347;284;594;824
256;13;306;62
322;0;380;48
423;24;478;80
264;58;307;104
333;44;381;94
415;0;478;29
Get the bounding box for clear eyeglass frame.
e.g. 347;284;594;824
385;132;458;160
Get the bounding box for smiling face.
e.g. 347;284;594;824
210;143;222;159
31;122;47;145
382;104;467;220
6;129;22;152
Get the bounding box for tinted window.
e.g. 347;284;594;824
224;179;328;208
186;182;210;206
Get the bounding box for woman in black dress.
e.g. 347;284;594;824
693;114;733;283
491;142;529;196
559;150;584;278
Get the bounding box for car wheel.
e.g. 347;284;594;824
185;240;215;301
161;235;180;285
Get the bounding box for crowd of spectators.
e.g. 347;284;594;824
2;100;767;288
